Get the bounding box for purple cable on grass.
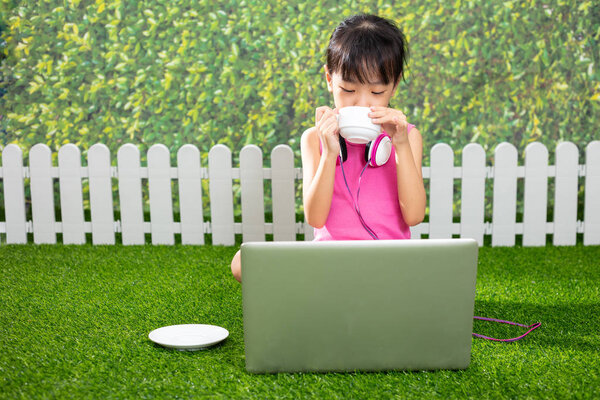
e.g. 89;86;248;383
472;316;542;342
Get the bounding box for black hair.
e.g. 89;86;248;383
326;14;409;86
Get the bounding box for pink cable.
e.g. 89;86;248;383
473;316;541;342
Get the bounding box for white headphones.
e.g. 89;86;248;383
338;134;392;167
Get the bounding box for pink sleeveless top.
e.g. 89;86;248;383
313;125;415;241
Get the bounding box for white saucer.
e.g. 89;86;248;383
148;324;229;351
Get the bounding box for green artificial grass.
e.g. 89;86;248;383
0;243;599;399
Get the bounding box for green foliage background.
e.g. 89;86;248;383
1;0;598;163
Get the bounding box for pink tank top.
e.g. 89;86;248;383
313;125;415;241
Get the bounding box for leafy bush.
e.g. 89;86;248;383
1;0;598;164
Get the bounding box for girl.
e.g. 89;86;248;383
231;14;425;282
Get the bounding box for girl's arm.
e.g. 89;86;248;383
301;107;340;228
393;128;426;226
369;107;426;226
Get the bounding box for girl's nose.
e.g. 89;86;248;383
354;95;372;108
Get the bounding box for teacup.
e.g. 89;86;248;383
337;106;381;144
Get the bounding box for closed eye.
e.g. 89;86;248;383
340;86;355;93
372;91;385;95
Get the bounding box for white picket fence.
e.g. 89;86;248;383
0;141;599;247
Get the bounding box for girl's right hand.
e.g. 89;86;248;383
315;106;340;161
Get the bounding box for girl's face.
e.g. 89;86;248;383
325;66;398;109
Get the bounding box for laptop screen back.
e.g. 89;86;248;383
242;239;478;373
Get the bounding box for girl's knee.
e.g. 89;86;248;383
231;250;242;283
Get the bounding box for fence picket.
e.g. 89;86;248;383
29;144;56;244
492;143;518;246
177;145;204;245
303;222;314;241
553;142;579;245
584;141;600;245
240;145;265;242
298;168;314;241
88;144;115;244
209;145;235;245
296;176;315;241
58;144;85;244
117;144;145;245
148;144;174;245
409;223;425;239
460;143;486;245
429;143;454;239
2;145;27;243
523;142;548;246
271;145;296;241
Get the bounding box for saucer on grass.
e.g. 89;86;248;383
148;324;229;351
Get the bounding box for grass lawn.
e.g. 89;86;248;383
0;243;599;399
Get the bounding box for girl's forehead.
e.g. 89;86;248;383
332;72;387;86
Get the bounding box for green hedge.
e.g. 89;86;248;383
1;0;598;163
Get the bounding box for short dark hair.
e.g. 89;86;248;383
326;14;409;86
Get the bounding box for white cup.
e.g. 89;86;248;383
337;106;381;144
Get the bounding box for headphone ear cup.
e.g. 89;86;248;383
365;134;392;167
364;142;372;165
336;135;348;165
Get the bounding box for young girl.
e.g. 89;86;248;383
231;14;425;282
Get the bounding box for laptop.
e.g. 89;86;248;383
241;239;478;373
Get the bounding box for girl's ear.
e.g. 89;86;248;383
324;65;333;93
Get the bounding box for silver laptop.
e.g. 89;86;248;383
241;239;478;373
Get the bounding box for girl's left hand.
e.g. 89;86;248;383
368;106;409;146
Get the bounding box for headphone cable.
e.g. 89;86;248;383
339;154;380;240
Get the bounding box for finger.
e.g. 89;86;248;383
315;106;332;124
322;108;336;121
393;116;408;128
393;115;407;124
321;117;339;135
368;109;389;118
318;111;337;130
393;117;408;134
317;116;337;139
370;114;396;124
370;107;405;117
316;109;335;130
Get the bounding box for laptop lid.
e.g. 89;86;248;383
241;239;478;373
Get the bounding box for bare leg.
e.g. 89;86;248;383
231;249;242;283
